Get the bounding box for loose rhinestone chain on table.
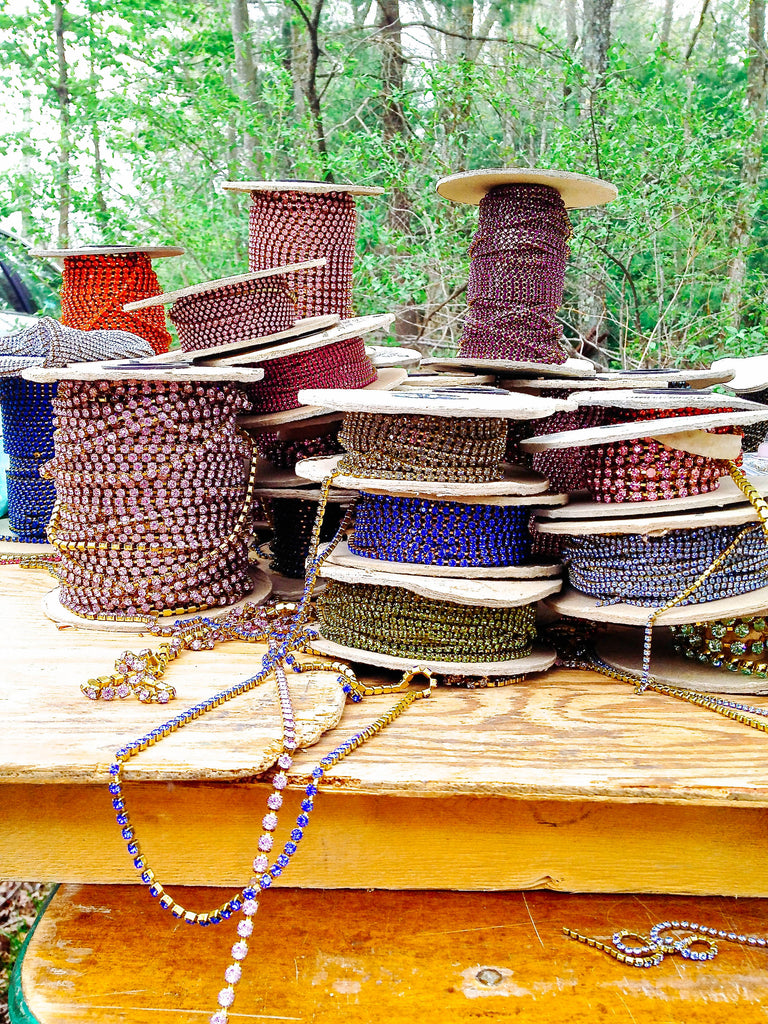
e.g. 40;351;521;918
563;920;768;968
169;277;297;354
337;411;508;482
43;379;255;619
459;183;571;364
317;578;538;662
348;493;532;568
60;253;171;353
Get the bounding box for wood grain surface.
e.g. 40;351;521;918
19;884;768;1024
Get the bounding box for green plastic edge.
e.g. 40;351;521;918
8;884;59;1024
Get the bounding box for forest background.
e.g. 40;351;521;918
0;0;766;369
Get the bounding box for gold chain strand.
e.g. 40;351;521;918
727;460;768;539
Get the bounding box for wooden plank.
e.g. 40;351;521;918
4;784;768;894
4;566;768;805
16;884;768;1024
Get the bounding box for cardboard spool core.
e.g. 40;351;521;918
222;180;385;196
435;167;618;208
295;455;552;498
310;637;557;678
41;568;273;634
546;583;768;627
425;356;595;379
597;626;768;696
534;474;768;521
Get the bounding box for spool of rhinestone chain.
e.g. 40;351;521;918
563;525;768;607
169;277;297;353
252;423;342;469
336;411;508;483
43;378;256;618
0;377;57;542
670;615;768;678
348;493;532;568
458;183;572;364
59;253;173;353
317;579;538;662
263;495;348;579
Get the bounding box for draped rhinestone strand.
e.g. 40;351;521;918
459;183;572;363
60;253;171;353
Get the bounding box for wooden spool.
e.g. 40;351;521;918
365;344;421;369
597;625;768;696
41;568;273;634
425;355;596;379
31;245;183;258
501;367;735;391
147;315;339;365
436;167;618;208
22;362;265;385
222;179;385;196
547;584;768;627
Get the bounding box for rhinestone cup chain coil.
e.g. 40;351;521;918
0;377;57;542
459;183;572;364
60;253;171;353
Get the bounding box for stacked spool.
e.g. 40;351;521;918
0;245;183;552
711;354;768;452
24;359;271;635
215;180;409;596
293;386;578;685
524;388;768;694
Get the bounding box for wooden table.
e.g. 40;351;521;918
5;563;768;1023
3;564;768;896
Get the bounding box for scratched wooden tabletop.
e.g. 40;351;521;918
3;564;768;804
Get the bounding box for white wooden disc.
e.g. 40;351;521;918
534;475;768;521
240;368;407;429
318;559;560;607
365;345;421;369
597;626;768;695
31;245;183;258
297;385;575;419
426;356;596;378
41;568;272;634
22;361;265;384
250;558;318;601
399;372;496;387
521;409;768;452
147;316;339;365
222;180;385;196
546;584;768;627
325;538;562;580
535;501;767;536
572;389;763;411
310;637;557;677
256;485;354;500
295;455;551;497
501;368;734;391
208;314;394;367
435;168;618;208
711;355;768;393
122;260;326;310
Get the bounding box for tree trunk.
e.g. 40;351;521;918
230;0;259;166
286;0;331;180
661;0;674;48
53;0;71;248
724;0;768;326
577;0;614;358
377;0;419;342
564;0;580;122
